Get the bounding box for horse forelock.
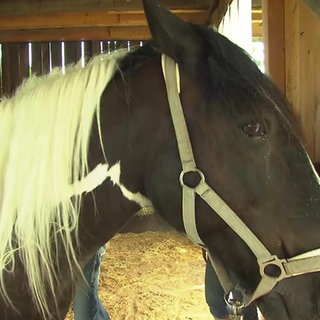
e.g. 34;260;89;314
191;25;304;142
0;51;126;317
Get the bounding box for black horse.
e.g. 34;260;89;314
1;0;320;319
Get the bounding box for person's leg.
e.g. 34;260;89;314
73;245;110;320
205;259;231;319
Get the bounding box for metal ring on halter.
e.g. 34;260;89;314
179;168;205;188
224;292;245;317
258;255;286;279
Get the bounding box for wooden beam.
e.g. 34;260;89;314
0;10;207;31
252;22;262;39
252;9;262;22
299;1;317;158
1;43;30;95
0;27;152;42
0;1;264;42
262;0;285;92
252;9;262;39
0;9;208;42
0;0;211;15
284;0;301;118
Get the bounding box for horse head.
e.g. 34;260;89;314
1;0;320;318
100;0;320;318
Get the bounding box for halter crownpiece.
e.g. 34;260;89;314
161;53;320;308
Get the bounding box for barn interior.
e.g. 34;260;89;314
1;1;320;319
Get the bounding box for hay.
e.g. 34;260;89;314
66;231;211;319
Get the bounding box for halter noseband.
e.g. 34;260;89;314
161;54;320;310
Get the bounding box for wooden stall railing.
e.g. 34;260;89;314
0;40;143;96
0;0;211;96
0;0;210;42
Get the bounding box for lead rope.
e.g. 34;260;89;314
161;54;320;309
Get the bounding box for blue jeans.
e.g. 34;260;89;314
73;245;110;320
205;259;258;319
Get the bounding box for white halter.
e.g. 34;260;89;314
161;54;320;310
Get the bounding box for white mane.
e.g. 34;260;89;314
0;51;125;318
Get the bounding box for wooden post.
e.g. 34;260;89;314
2;43;29;95
284;0;301;118
31;42;50;75
262;0;285;92
284;0;320;161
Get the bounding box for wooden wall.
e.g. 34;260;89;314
0;40;138;96
0;0;210;98
0;0;209;42
0;0;210;95
285;0;320;161
264;0;320;161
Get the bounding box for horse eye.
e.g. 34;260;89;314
242;121;267;138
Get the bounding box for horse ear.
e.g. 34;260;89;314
143;0;204;65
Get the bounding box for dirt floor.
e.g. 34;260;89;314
65;231;212;320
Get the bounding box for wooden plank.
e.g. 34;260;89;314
0;8;207;43
100;41;111;54
252;22;262;39
50;42;62;69
31;42;43;75
64;41;82;66
284;0;320;162
31;42;50;75
1;42;29;95
262;0;285;92
0;26;152;42
82;41;93;62
284;0;301;119
252;9;262;22
91;40;101;56
315;10;320;161
0;10;208;30
299;1;318;159
0;0;211;15
252;8;262;39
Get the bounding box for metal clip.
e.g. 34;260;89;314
225;292;244;320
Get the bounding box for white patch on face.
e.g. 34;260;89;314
71;162;154;211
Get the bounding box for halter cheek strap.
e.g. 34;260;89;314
161;54;320;307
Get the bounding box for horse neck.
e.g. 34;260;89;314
99;57;170;198
95;55;205;234
77;57;170;260
77;175;141;263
